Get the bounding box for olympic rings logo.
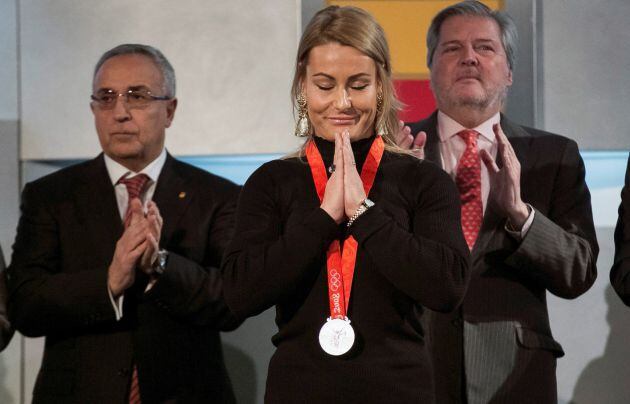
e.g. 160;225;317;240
329;270;341;291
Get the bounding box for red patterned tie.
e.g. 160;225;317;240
118;174;150;228
455;130;483;250
117;173;149;404
128;367;141;404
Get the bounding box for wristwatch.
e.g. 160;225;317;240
154;249;169;275
347;198;374;227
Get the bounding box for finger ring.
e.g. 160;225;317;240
351;162;356;166
328;164;336;173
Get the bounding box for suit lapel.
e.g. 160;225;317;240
75;154;123;255
152;154;193;246
416;112;443;169
499;115;534;172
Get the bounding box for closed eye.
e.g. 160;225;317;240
350;84;369;91
442;45;460;53
476;44;495;52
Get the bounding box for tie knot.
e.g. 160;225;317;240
457;129;479;147
118;173;150;200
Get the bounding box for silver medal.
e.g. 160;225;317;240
318;317;355;356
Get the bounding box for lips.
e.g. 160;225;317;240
456;70;481;82
327;116;357;125
110;131;137;136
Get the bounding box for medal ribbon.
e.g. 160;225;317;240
305;136;384;319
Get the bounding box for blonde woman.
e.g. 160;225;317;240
222;6;470;403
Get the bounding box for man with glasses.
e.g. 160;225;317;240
8;44;239;403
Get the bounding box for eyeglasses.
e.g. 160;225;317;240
90;89;172;110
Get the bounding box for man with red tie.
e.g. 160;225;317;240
399;2;598;403
8;44;239;403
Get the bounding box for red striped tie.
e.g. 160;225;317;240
117;173;149;404
128;366;141;404
455;130;483;250
118;174;150;228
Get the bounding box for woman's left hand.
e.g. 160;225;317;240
342;130;367;218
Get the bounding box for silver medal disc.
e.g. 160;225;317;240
318;317;355;356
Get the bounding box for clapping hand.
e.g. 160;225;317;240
479;123;529;229
139;201;163;276
394;120;426;159
107;198;149;297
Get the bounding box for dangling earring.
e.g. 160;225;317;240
294;93;310;137
376;92;387;137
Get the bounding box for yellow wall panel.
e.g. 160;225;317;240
328;1;502;78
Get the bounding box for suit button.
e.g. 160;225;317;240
451;318;463;327
117;368;130;377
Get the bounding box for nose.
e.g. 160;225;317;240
333;88;351;110
460;44;479;66
112;94;132;122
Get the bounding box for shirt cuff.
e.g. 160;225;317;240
108;286;124;321
145;277;158;293
505;203;535;240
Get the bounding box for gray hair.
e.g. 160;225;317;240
426;1;517;71
93;44;176;97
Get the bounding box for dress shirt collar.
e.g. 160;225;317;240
437;110;501;144
104;148;167;185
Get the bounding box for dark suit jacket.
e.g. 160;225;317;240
409;112;598;404
8;153;240;404
0;246;15;351
611;154;630;305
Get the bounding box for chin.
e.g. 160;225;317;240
107;145;143;160
451;92;489;108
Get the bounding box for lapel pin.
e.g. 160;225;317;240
178;191;186;199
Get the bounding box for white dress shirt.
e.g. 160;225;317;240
104;149;167;319
436;111;534;239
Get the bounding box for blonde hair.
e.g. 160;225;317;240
290;5;408;156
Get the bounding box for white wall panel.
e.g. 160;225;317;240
20;0;301;159
542;0;630;150
0;0;18;121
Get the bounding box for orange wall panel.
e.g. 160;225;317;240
328;1;502;78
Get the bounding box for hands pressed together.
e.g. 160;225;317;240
320;130;368;224
108;199;163;297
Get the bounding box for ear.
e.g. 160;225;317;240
506;68;513;86
165;98;178;128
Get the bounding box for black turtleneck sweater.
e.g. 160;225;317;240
222;136;470;403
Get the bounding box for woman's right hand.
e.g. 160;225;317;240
320;132;346;224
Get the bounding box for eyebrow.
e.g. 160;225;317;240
95;85;152;93
440;38;498;46
311;72;372;80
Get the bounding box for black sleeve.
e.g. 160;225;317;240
221;163;339;320
611;154;630;305
0;250;15;351
505;139;598;298
145;181;242;330
349;162;471;312
8;183;116;337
